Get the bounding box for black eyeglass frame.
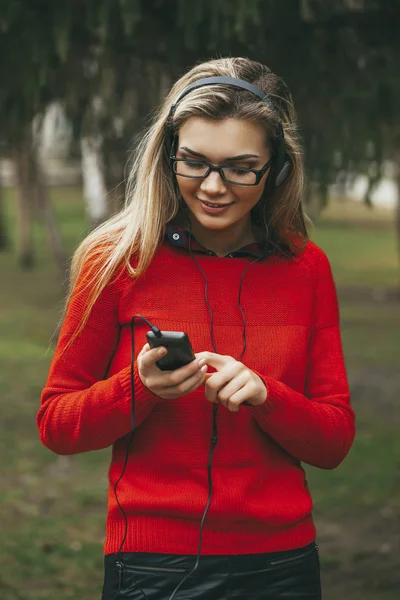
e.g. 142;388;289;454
170;156;274;187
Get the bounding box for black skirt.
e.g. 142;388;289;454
101;542;322;600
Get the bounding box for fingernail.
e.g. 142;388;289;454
198;358;206;367
200;365;207;373
158;348;166;356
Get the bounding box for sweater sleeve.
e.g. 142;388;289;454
246;250;355;470
37;257;161;455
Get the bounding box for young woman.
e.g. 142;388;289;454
37;57;355;600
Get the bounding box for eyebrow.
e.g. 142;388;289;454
179;146;260;162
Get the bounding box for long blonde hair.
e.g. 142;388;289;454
66;57;307;338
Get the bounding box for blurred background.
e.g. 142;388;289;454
0;1;399;599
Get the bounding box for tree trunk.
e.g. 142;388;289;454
394;158;400;297
81;136;109;228
303;178;322;224
0;175;9;250
31;150;67;275
13;145;35;269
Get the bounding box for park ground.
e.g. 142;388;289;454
0;188;399;599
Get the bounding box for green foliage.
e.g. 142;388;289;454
295;2;400;186
1;1;400;196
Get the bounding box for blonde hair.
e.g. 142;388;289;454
66;57;307;340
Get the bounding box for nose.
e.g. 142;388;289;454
199;169;227;196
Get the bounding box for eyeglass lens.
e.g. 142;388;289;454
174;160;257;184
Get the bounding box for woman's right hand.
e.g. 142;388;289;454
137;343;208;399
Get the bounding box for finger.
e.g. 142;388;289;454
217;372;249;404
205;369;236;404
202;372;213;383
165;356;207;387
195;351;213;361
139;346;167;373
138;343;151;357
225;385;254;411
195;352;232;370
170;365;208;396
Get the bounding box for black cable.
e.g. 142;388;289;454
237;255;263;361
167;231;262;599
162;231;221;598
112;240;264;599
113;311;217;600
188;227;262;362
113;315;160;600
167;401;218;600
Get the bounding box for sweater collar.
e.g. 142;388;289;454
165;223;274;258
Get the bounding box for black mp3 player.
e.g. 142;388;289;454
146;331;196;371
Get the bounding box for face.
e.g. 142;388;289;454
175;117;271;235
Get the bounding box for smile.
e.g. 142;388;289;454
201;201;232;208
198;199;235;214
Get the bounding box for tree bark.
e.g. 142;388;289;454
394;155;400;297
81;135;110;228
303;177;322;224
31;150;67;275
0;175;9;250
13;144;35;269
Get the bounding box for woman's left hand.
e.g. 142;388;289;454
196;352;267;412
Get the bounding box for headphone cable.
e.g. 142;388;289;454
114;315;160;600
113;238;265;598
113;314;217;600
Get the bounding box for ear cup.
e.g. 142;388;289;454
274;160;291;187
272;122;291;187
165;105;177;162
265;156;290;190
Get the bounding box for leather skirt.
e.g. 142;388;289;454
101;542;322;599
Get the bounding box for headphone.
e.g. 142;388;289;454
166;76;291;188
113;76;286;600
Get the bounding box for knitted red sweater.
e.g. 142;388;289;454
37;239;355;555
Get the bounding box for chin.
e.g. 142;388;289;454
193;212;236;230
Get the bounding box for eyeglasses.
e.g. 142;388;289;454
170;156;273;186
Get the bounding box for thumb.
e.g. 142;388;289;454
138;343;150;357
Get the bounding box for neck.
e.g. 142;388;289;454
187;213;258;257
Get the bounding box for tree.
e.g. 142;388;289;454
0;1;67;270
292;1;400;281
0;0;264;260
1;0;399;282
0;170;9;251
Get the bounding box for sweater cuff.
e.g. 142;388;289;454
118;363;162;426
244;373;288;420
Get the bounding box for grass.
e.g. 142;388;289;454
0;186;399;599
310;198;398;289
339;304;400;370
314;223;398;288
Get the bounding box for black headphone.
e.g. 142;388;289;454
166;76;291;188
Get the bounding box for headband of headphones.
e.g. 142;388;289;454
166;75;290;187
170;76;274;113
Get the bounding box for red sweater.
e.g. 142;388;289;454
37;239;355;555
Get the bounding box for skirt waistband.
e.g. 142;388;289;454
107;542;317;575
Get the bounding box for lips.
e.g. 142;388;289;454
198;199;234;208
